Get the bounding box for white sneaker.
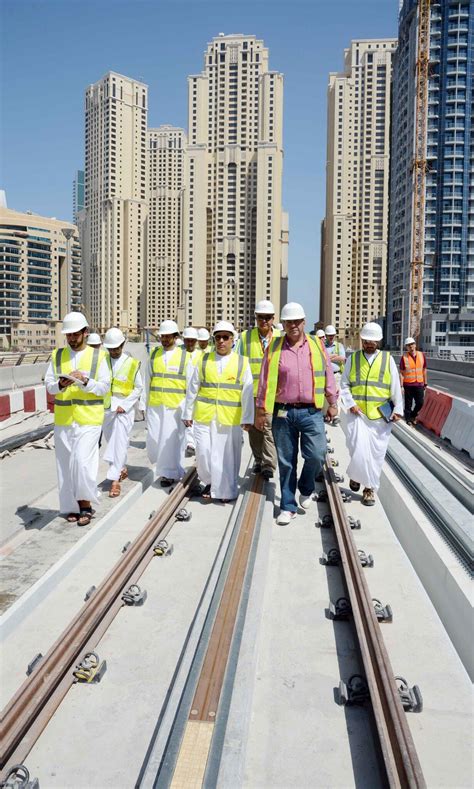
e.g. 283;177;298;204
276;511;296;526
299;494;312;510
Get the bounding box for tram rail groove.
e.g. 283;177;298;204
323;457;426;788
0;468;197;777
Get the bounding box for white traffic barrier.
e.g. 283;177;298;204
441;397;474;459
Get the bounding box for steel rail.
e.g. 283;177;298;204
323;458;426;788
0;468;197;776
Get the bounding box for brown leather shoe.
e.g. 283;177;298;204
109;481;121;498
362;487;375;506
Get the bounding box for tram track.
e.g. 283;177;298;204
320;456;426;788
1;442;429;787
0;468;198;777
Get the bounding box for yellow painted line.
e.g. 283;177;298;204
170;720;214;788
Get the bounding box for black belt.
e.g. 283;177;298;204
275;402;315;410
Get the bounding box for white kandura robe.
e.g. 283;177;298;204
102;353;143;481
340;351;403;491
184;349;202;450
45;349;111;513
183;353;254;501
146;347;187;480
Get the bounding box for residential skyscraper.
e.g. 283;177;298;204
82;72;148;333
320;39;397;347
0;207;81;347
387;0;473;348
184;33;286;329
146;125;186;328
73;170;84;225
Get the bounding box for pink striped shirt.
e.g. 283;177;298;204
256;334;338;409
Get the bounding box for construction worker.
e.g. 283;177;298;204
146;320;191;485
87;333;102;349
182;327;201;456
183;321;254;502
340;322;403;506
101;328;143;497
239;299;281;479
44;312;111;525
324;324;346;425
256;303;338;525
399;336;427;425
197;328;210;351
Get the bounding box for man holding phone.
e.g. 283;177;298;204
44;312;111;525
340;322;403;506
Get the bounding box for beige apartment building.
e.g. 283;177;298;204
320;39;397;347
0;207;81;349
183;33;287;330
82;72;148;334
147;126;186;329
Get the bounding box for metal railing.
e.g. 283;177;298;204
0;351;53;366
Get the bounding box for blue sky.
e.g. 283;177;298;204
1;0;397;324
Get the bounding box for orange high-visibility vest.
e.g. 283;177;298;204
401;351;425;385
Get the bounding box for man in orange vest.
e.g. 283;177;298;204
399;337;427;425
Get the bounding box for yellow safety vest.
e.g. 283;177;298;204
148;345;189;408
52;345;107;427
348;350;392;420
262;334;327;412
194;351;249;427
104;355;140;409
240;327;281;396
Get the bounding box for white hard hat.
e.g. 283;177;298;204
87;333;101;346
255;299;275;314
61;311;88;334
360;322;383;341
183;326;198;340
280;302;305;321
103;327;126;348
325;325;336;335
316;329;326;338
405;336;416;345
197;328;210;341
275;322;284;331
159;320;179;335
213;320;236;336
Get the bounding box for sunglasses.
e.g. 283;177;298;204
256;314;274;320
215;334;232;341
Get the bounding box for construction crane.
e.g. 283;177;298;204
409;0;431;340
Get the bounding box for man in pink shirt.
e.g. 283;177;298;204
255;303;338;525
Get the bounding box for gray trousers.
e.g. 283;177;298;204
248;404;277;470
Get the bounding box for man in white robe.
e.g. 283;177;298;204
182;326;201;457
183;321;254;502
45;312;111;525
101;328;143;497
146;320;191;485
340;322;403;506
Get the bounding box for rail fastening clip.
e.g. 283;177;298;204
338;674;370;706
175;508;191;522
395;676;423;712
121;584;147;606
321;548;341;566
153;539;174;557
317;514;334;528
358;549;374;567
26;653;43;677
329;596;352;620
73;651;107;684
373;598;393;622
0;764;39;789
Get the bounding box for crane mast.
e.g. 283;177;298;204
409;0;431;339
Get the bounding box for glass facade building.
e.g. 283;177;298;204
387;0;473;348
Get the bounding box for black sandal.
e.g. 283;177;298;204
201;484;211;499
66;513;79;522
77;507;94;526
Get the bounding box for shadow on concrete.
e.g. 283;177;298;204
15;505;57;531
315;488;387;789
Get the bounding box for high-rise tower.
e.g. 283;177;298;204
387;0;473;348
82;72;148;333
320;39;397;346
184;33;286;330
146;125;186;329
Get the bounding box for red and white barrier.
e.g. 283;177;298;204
441;398;474;460
0;385;48;422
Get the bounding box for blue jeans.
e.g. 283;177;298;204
272;406;327;513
